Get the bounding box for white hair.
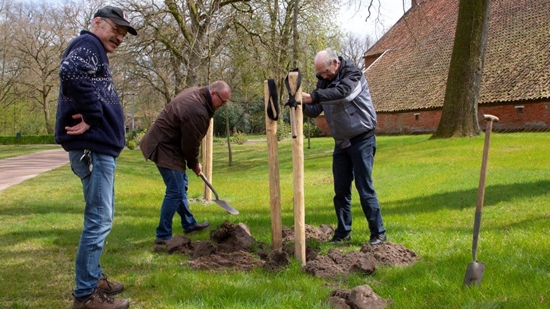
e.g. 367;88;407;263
315;48;339;66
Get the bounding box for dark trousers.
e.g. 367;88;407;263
332;135;385;237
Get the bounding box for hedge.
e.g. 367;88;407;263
0;134;56;145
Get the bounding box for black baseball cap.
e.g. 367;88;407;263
94;6;137;36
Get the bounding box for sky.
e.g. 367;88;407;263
338;0;411;40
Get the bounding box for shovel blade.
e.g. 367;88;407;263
215;199;239;215
463;261;485;286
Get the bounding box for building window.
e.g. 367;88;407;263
514;106;524;114
414;113;420;120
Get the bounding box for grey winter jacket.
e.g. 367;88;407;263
303;57;377;149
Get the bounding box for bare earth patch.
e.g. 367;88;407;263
154;221;419;309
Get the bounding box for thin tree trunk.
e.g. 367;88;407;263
225;108;233;166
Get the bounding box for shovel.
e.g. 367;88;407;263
463;114;499;287
199;173;239;215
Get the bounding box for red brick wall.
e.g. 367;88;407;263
313;101;550;135
376;110;441;134
481;102;550;132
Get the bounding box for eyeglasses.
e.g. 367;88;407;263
318;61;333;76
214;92;228;104
101;18;127;38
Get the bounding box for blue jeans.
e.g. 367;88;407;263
156;166;197;240
69;150;116;298
332;135;385;237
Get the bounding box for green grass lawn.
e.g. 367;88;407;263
0;144;60;160
1;133;549;308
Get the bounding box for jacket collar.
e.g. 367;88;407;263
203;86;215;115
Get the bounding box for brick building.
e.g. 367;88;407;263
317;0;550;135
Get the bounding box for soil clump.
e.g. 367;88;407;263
154;221;418;308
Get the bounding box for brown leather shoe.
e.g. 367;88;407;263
97;274;124;296
184;221;210;233
73;288;129;309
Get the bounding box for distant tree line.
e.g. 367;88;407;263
0;0;373;137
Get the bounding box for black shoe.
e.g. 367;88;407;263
329;233;351;243
369;233;387;245
184;222;210;234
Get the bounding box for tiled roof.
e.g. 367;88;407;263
365;0;550;112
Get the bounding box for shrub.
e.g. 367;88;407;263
126;129;146;150
233;131;248;145
277;123;291;141
126;140;137;150
303;122;324;138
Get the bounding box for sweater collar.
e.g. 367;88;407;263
79;30;107;54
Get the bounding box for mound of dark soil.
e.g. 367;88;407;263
154;221;419;309
302;248;377;278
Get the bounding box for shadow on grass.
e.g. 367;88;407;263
385;180;550;216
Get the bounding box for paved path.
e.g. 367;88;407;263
0;147;68;192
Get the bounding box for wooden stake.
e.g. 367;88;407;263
202;118;213;201
287;72;306;265
264;80;283;251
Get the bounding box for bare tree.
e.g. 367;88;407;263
340;0;410;40
0;0;22;134
433;0;491;138
9;2;87;134
0;0;351;135
339;31;373;72
10;2;75;134
229;0;340;112
123;0;241;98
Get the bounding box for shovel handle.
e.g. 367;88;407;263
476;115;498;213
199;173;220;200
472;114;499;260
483;114;499;123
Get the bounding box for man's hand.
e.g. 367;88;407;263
65;114;90;135
302;92;312;104
192;163;202;176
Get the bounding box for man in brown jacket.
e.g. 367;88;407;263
140;81;231;244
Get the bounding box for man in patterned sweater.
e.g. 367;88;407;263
55;6;137;309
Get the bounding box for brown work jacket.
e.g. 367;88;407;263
140;87;214;173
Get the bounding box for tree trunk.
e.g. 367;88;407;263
43;95;53;134
432;0;491;138
225;107;233;166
